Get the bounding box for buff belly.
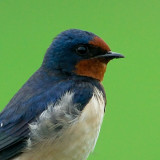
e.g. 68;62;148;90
13;88;105;160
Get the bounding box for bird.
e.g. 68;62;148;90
0;29;124;160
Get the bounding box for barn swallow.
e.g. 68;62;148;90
0;29;124;160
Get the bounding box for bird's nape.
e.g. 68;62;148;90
0;29;124;160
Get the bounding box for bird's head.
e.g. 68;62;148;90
42;29;124;81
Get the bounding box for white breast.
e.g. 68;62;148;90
14;88;105;160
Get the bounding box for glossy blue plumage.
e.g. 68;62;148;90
0;29;108;160
42;29;95;72
0;72;105;159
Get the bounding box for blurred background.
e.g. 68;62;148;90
0;0;159;159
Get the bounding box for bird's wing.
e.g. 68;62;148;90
0;80;102;160
0;97;43;160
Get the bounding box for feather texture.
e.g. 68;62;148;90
0;68;105;160
14;88;105;160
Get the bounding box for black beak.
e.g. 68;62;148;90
95;51;125;59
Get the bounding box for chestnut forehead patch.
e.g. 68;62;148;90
89;36;111;52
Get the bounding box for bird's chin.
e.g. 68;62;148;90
97;57;110;65
75;58;108;81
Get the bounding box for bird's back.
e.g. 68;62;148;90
0;28;124;160
13;88;105;160
0;68;106;160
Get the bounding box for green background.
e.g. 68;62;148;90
0;0;159;159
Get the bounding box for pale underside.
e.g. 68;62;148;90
13;88;105;160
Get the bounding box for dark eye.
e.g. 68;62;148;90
76;46;88;55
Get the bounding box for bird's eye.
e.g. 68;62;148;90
76;46;88;55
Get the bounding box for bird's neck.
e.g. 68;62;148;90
75;58;109;82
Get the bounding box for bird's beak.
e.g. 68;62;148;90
95;51;125;59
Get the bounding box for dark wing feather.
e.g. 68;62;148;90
0;126;29;151
0;70;105;160
0;75;75;159
0;138;26;160
0;123;29;160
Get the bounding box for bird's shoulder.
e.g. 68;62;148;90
0;70;106;160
